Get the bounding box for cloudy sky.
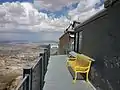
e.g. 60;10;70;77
0;0;104;42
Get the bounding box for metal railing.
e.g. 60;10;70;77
16;74;30;90
16;44;50;90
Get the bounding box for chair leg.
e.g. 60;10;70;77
86;72;89;82
73;72;77;84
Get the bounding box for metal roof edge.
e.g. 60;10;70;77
59;31;74;40
104;0;120;8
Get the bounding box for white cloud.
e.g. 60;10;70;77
68;0;104;22
29;16;70;32
0;0;105;33
0;2;71;32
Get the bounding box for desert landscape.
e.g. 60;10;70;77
0;43;42;90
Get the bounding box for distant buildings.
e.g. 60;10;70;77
59;31;74;55
59;21;80;55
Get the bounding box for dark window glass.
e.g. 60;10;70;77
79;31;83;52
75;33;78;52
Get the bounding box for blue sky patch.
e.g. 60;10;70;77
40;2;79;18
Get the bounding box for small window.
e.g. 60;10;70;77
79;31;83;52
75;32;78;52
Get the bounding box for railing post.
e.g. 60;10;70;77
23;66;32;90
48;44;51;58
46;47;49;66
44;48;48;74
39;53;44;89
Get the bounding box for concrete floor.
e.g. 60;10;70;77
43;55;95;90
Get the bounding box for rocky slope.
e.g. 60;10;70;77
0;43;41;90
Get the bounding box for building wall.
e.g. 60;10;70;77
59;33;69;55
59;32;74;55
76;2;120;90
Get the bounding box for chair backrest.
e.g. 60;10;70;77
69;51;77;57
76;54;92;67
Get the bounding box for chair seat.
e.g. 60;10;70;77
72;65;88;71
69;61;88;71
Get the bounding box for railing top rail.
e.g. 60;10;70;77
32;56;42;69
16;74;29;90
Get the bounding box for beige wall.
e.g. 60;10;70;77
59;33;69;55
59;32;74;55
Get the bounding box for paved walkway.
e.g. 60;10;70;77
43;55;94;90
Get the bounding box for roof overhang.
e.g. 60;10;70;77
104;0;119;8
